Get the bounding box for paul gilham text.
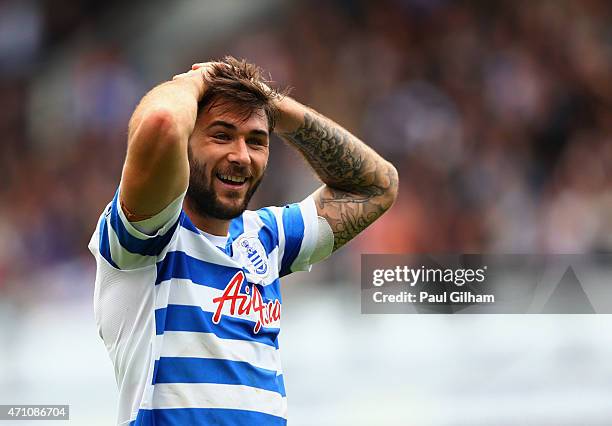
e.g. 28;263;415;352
373;291;495;303
420;291;494;303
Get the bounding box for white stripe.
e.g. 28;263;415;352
150;383;287;418
154;279;281;329
291;196;318;272
243;210;264;233
271;207;286;273
169;227;238;268
259;246;280;286
115;190;181;241
156;331;281;372
154;279;173;309
107;216;155;270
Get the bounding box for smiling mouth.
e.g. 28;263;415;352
216;173;248;187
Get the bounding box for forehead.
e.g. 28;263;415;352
197;100;269;134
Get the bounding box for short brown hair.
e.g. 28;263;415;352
199;56;281;132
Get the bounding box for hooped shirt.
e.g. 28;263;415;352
89;189;319;425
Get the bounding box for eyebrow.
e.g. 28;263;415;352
207;120;269;137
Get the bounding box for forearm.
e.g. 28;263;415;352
121;73;205;218
276;96;398;202
276;96;398;251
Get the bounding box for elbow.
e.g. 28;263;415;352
140;109;182;142
129;109;183;149
382;162;399;211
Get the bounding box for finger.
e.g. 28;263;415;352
192;61;219;70
193;61;229;71
172;72;189;80
172;69;202;80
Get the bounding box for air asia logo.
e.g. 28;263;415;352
212;271;280;334
236;236;269;277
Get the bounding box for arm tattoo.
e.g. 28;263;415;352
317;187;387;249
281;112;398;251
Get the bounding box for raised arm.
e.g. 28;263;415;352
119;67;209;220
275;97;399;251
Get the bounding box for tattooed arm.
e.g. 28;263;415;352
275;96;399;251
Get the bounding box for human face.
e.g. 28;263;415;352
186;101;270;220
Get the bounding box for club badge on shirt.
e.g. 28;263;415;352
235;235;270;278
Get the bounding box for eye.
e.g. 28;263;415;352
213;132;231;141
247;138;267;147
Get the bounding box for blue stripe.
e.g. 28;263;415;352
98;214;119;269
155;305;280;348
229;214;245;240
257;208;279;256
180;213;200;234
277;374;286;397
153;357;281;393
258;279;282;303
156;251;242;287
155;307;168;335
224;215;244;257
279;204;305;277
155;250;281;301
151;356;160;385
131;408;286;426
108;190;180;256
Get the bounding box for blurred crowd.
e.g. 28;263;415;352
0;0;610;295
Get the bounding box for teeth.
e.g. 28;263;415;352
219;174;246;183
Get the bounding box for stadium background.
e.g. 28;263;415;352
0;0;611;424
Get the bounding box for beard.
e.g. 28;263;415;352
186;156;263;220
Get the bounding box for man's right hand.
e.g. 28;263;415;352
171;62;220;98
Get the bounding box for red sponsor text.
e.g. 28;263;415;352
212;271;281;333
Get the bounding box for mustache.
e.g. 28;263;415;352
215;165;252;178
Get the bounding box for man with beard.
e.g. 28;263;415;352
89;57;398;426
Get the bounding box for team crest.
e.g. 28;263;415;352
236;235;269;277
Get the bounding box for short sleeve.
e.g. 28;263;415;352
275;196;319;277
88;188;183;270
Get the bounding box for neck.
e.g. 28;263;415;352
182;200;230;236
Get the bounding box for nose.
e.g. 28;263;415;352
226;137;251;167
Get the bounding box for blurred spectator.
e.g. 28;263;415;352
1;0;611;297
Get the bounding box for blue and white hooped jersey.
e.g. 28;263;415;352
88;190;319;425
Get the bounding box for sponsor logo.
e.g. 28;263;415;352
212;271;281;334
